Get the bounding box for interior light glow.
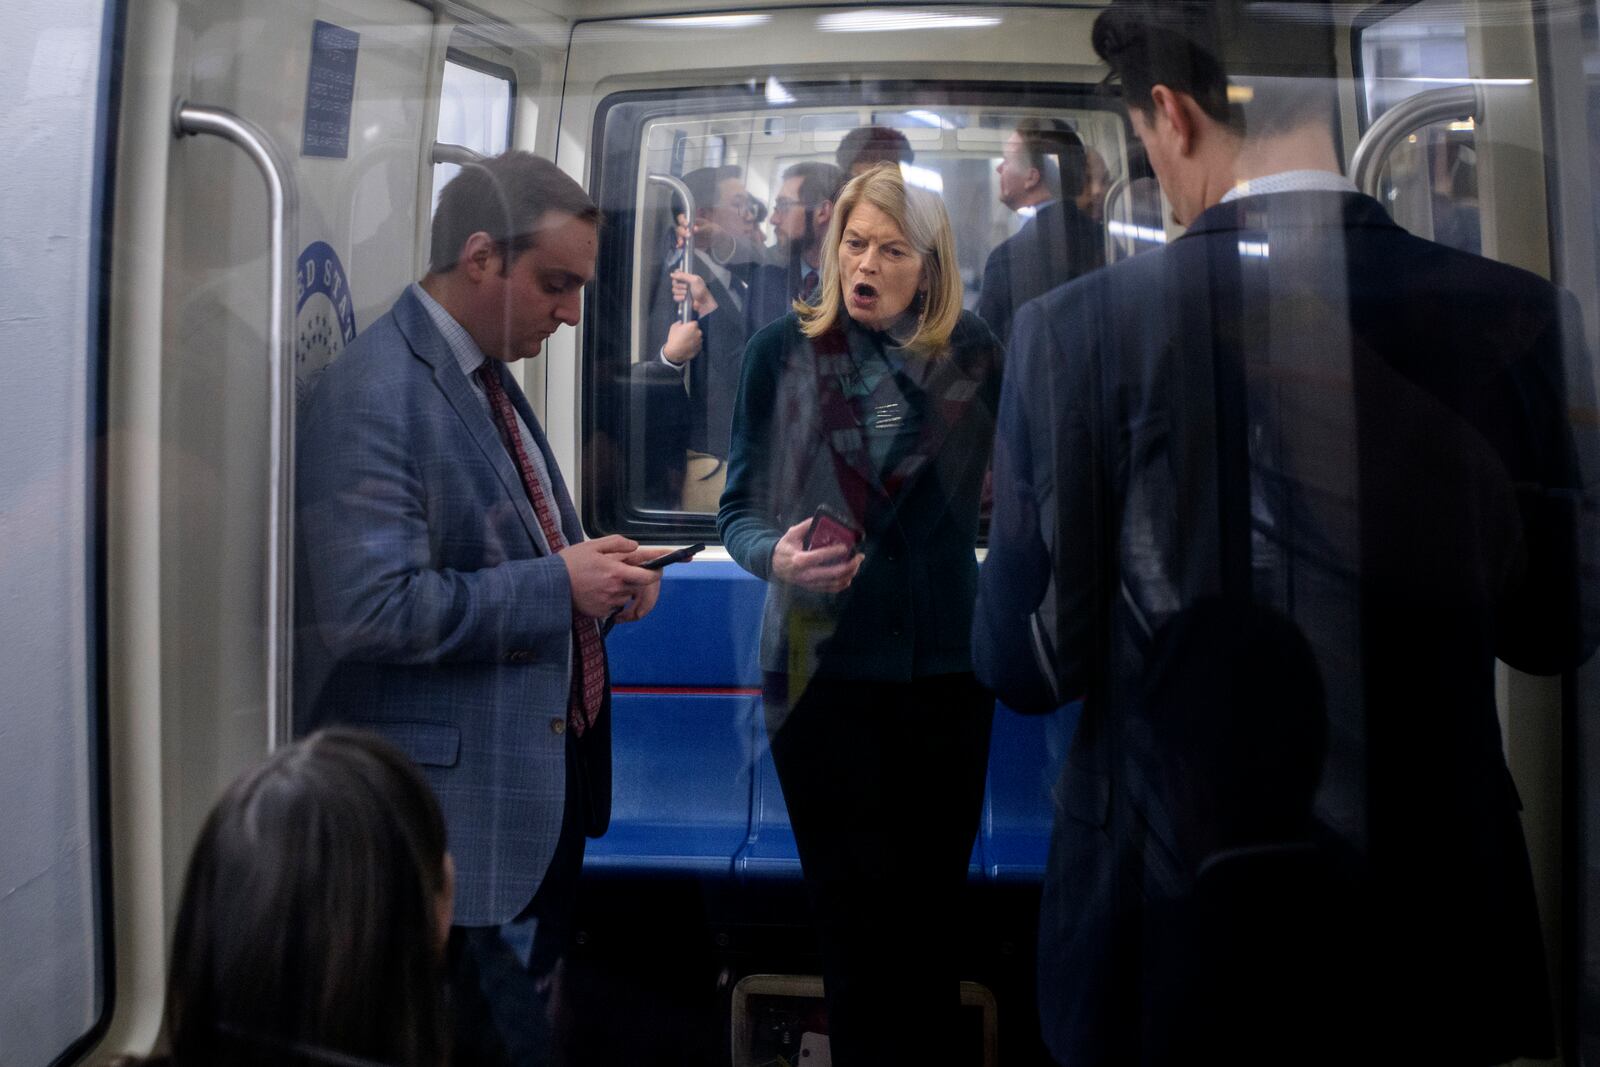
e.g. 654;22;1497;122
1447;118;1476;131
1107;219;1168;244
904;109;955;129
1387;76;1531;86
1227;85;1255;103
1237;240;1270;258
631;14;772;30
817;11;1001;33
765;77;796;105
899;163;945;193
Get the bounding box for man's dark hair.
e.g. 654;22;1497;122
783;160;846;208
153;729;450;1067
1015;118;1089;200
429;150;598;274
1092;2;1238;130
1092;1;1336;139
681;164;744;220
836;125;915;173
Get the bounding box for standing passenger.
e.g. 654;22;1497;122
835;124;916;179
974;2;1594;1063
115;729;454;1067
718;163;1002;1065
976;118;1104;346
296;151;666;1065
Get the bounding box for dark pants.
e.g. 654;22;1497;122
764;671;994;1067
449;733;587;1067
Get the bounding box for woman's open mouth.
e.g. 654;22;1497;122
850;282;878;307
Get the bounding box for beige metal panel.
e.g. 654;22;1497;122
94;0;180;1056
154;0;436;969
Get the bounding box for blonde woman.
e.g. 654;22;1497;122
718;163;1003;1064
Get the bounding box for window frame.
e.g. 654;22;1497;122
581;78;1125;543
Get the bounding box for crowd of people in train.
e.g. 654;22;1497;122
118;1;1594;1065
631;117;1112;512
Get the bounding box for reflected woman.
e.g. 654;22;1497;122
719;163;1002;1064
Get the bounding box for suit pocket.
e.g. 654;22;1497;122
350;718;462;768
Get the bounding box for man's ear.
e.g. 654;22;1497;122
1149;84;1195;156
459;231;500;282
813;199;834;230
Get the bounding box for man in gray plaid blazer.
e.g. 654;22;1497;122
296;152;665;1062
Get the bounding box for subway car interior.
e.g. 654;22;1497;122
5;0;1600;1063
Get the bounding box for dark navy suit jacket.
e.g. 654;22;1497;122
975;191;1595;1063
296;287;609;927
647;255;792;459
976;198;1104;347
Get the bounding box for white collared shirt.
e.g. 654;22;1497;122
1220;169;1357;203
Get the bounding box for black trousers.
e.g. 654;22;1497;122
764;671;994;1066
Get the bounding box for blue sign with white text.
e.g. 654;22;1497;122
302;20;359;158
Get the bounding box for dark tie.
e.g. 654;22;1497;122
477;363;605;735
799;269;819;302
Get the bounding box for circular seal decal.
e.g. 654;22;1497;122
294;241;357;394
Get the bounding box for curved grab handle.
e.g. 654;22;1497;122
432;141;485;167
1350;84;1480;198
173;101;299;753
648;173;698;324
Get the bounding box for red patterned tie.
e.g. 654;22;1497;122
478;363;606;735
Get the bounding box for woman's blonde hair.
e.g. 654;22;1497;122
795;162;964;356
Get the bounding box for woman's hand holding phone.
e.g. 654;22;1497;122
771;518;863;594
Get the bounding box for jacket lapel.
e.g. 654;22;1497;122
392;288;550;554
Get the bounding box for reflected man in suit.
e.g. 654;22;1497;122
297;151;667;1064
648;165;789;510
976;118;1105;346
973;3;1595;1063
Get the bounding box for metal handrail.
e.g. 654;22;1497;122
1101;174;1131;264
173;101;298;753
648;173;697;324
432;141;485;167
1350;84;1480;198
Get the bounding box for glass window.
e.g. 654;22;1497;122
584;86;1143;537
430;51;516;211
1355;2;1482;252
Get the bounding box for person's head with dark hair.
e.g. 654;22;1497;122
150;729;453;1067
1091;0;1342;224
835;125;915;178
1140;599;1328;867
997;118;1088;211
422;151;598;364
773;161;847;267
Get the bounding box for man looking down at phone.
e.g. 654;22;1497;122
296;151;668;1065
717;163;1003;1066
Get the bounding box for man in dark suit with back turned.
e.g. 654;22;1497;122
297;152;666;1063
976;118;1105;346
974;3;1595;1063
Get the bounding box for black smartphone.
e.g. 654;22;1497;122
640;543;705;570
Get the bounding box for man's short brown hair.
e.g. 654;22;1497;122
429;151;599;274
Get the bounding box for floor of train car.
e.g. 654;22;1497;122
554;876;1051;1065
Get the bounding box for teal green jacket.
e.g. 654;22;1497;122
717;310;1003;681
